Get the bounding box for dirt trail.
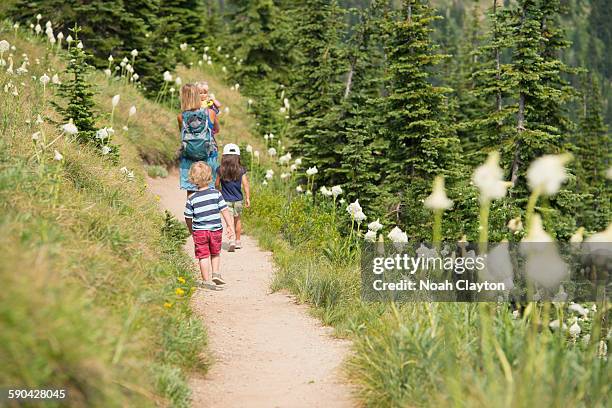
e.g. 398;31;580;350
148;171;354;408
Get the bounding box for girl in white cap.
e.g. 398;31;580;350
215;143;251;250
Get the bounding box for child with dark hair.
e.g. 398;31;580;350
215;143;250;251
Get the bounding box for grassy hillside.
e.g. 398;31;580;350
0;25;207;407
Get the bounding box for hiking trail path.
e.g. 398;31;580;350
147;170;355;408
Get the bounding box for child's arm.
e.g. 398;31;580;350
220;208;235;239
242;174;251;208
184;198;193;235
215;173;221;190
185;217;193;235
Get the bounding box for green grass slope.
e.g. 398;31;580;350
0;25;207;407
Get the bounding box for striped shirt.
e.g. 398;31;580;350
184;188;227;231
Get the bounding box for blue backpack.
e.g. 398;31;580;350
181;109;215;161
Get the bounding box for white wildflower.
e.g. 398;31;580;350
388;226;408;243
175;77;182;86
76;41;83;49
306;166;318;176
131;49;138;57
39;73;50;85
163;71;173;82
290;164;297;172
331;185;342;198
129;105;136;117
246;144;253;153
0;40;10;53
507;216;523;233
364;230;377;242
354;210;367;223
473;152;510;201
280;172;290;180
111;94;120;107
96;128;109;140
268;147;277;156
31;131;41;141
179;43;188;51
548;319;567;331
568;303;589;317
296;185;304;193
527;154;572;195
265;169;274;180
61;120;78;135
101;146;111;155
569;320;581;337
320;186;333;197
294;158;302;166
424;176;453;210
368;219;383;232
53;150;63;161
104;68;111;77
346;199;362;217
51;73;60;84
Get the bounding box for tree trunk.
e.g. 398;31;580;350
344;64;354;99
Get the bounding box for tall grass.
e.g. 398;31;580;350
244;186;610;407
0;26;207;407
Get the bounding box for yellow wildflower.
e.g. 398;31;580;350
177;276;186;284
175;288;185;296
163;302;173;309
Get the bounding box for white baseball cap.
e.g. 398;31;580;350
223;143;240;155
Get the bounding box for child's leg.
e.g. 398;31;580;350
210;254;220;275
234;216;241;241
198;257;211;281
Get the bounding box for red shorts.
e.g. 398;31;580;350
193;229;223;258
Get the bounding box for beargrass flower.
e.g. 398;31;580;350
473;152;510;201
507;216;523;233
179;43;188;51
346;199;362;217
35;24;42;34
224;107;230;114
268;147;277;156
548;319;567;331
101;146;111;155
131;49;138;57
522;214;552;243
527;154;572;195
290;164;297;172
320;186;332;197
280;173;290;181
296;185;303;193
53;150;63;161
425;176;452;210
96;128;109;140
364;230;377;242
175;77;182;86
279;153;291;165
112;94;120;107
354;210;367;223
35;114;43;125
61;120;78;135
129;105;136;117
254;151;260;158
51;73;60;84
368;219;383;232
163;71;172;82
76;41;83;49
568;303;588;317
39;73;49;85
246;144;253;153
331;185;342;198
388;226;408;243
294;158;302;166
0;40;10;54
306;166;318;176
569;320;581;337
265;169;274;180
31;131;41;141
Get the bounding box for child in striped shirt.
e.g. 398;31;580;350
184;162;235;290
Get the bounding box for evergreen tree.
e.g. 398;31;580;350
52;27;114;156
288;0;347;185
157;0;209;52
382;0;464;238
226;0;293;87
337;3;387;212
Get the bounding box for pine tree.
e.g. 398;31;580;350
382;0;464;237
52;27;111;154
337;3;387;212
288;0;347;185
226;0;293;87
156;0;209;51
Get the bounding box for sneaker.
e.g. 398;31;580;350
199;281;221;290
212;273;226;285
228;240;236;252
235;240;242;249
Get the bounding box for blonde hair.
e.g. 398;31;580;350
180;83;201;111
196;81;209;92
188;162;212;188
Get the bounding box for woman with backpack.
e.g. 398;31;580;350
178;83;220;196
